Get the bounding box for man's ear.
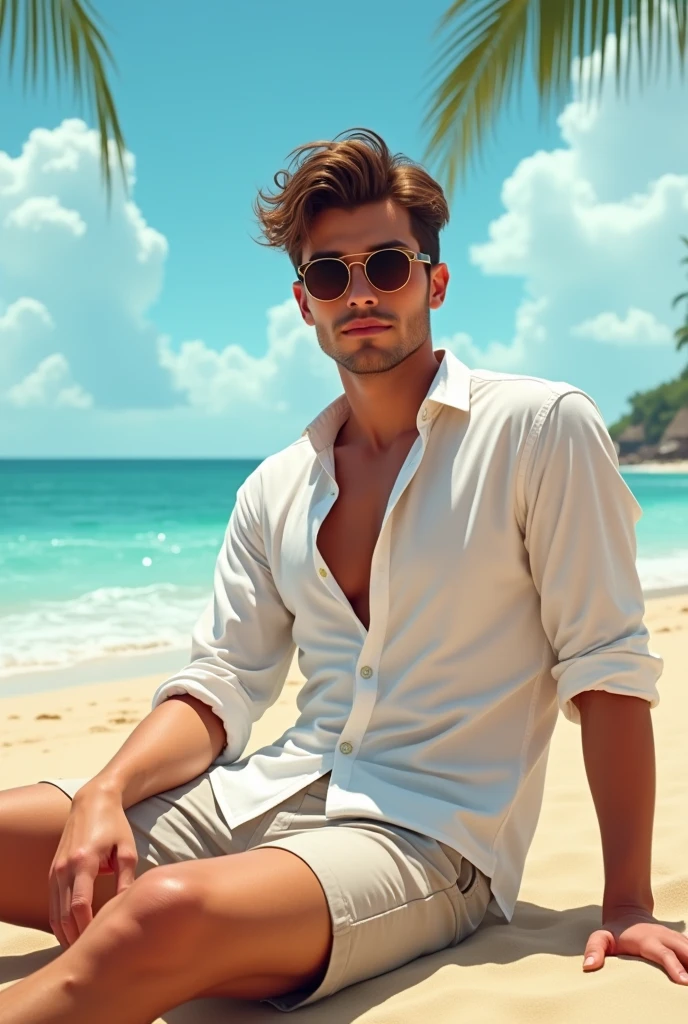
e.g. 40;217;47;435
428;263;450;311
292;281;315;326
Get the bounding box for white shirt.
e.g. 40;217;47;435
151;347;663;922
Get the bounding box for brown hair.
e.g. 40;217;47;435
252;127;450;277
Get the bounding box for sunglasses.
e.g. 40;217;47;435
297;247;432;302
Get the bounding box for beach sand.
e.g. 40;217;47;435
1;593;687;1021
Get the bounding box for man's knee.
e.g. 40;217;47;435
130;864;202;911
97;865;205;964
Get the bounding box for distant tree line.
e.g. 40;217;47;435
609;366;688;445
610;235;688;444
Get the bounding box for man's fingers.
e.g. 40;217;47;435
49;874;69;950
659;946;688;985
583;950;604;970
71;870;96;937
58;876;80;948
115;846;138;895
583;929;614;970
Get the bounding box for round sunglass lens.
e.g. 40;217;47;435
366;249;410;291
305;259;349;300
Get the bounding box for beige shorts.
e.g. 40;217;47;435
39;768;492;1012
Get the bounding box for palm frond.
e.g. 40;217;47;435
679;234;688;266
0;0;128;208
419;0;688;203
673;235;688;351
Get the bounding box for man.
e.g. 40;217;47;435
0;128;683;1024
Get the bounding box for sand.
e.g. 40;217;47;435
1;593;688;1022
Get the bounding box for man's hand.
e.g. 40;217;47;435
583;908;688;985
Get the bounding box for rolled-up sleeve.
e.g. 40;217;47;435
521;389;663;725
151;469;296;763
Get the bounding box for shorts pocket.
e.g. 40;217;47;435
448;861;491;946
458;859;478;896
243;784;312;849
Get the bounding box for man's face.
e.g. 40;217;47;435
293;198;449;376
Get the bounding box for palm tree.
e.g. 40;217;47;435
673;235;688;351
1;0;127;205
3;2;687;206
420;0;688;201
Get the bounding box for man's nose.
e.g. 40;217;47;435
346;262;378;304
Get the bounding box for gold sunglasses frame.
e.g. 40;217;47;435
296;247;432;302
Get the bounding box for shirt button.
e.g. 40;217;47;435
318;567;328;577
421;407;428;420
360;665;373;678
339;741;353;755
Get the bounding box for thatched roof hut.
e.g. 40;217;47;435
616;422;646;456
618;423;646;443
661;407;688;442
658;407;688;458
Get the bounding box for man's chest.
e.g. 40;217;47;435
272;424;530;634
315;438;419;631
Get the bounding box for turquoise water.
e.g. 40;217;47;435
0;460;257;679
627;469;688;589
0;460;686;680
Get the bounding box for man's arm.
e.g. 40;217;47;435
147;475;296;767
78;474;293;810
76;695;227;809
518;392;687;982
519;389;662;729
572;689;655;918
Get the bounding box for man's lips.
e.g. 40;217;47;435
343;325;392;336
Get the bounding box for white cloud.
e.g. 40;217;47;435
0;295;53;340
157;297;337;415
436;1;688;419
0;296;55;384
4;195;87;236
443;297;548;371
2;0;687;453
0;118;170;409
571;307;673;346
0;116;340;440
6;353;93;409
0;296;53;331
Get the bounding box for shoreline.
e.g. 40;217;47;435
0;646;189;699
2;586;686;701
619;461;688;473
644;582;688;599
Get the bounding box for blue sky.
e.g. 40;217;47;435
1;0;686;457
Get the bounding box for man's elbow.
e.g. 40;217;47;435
170;693;228;760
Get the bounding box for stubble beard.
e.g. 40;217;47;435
315;303;432;376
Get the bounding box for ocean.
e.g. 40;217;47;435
1;459;687;687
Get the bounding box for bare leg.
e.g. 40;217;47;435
0;784;121;931
0;847;333;1024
